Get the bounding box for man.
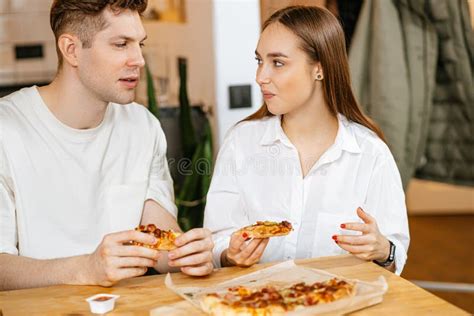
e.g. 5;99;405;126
0;0;213;291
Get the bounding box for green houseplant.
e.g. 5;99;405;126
145;59;213;231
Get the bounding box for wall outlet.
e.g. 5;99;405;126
229;84;252;109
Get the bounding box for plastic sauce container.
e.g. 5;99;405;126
86;293;120;314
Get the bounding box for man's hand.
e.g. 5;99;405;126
84;230;161;286
166;228;214;276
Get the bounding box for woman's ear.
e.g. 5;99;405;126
57;33;80;68
313;62;324;81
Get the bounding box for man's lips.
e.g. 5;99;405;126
119;76;139;89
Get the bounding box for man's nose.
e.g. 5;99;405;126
128;45;145;68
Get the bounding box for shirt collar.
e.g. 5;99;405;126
259;114;362;154
335;113;362;154
259;115;290;147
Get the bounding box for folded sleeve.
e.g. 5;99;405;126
204;130;249;268
0;135;18;255
145;119;177;219
364;152;410;275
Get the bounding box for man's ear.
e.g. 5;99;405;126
57;33;81;67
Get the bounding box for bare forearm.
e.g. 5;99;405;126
0;253;90;291
141;199;181;273
141;200;214;276
220;249;232;267
140;199;181;232
153;251;180;274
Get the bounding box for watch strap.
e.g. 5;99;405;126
374;240;395;267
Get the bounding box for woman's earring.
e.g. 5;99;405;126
316;74;323;80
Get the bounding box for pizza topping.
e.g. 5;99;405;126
135;224;164;238
136;224;170;239
204;278;354;312
255;221;277;226
236;220;294;239
132;224;181;250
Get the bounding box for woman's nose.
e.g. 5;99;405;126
256;67;271;85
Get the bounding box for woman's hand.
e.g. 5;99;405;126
221;233;269;267
334;208;391;262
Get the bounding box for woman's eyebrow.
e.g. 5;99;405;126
254;50;289;58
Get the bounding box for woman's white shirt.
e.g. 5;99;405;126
204;114;409;275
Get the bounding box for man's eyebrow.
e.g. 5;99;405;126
111;35;148;41
254;50;289;58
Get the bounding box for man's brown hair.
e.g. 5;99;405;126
50;0;147;68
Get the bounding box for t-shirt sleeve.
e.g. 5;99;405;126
0;134;18;255
364;152;410;275
145;118;178;219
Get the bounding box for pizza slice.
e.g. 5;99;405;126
201;285;288;315
280;278;355;305
132;224;181;250
235;221;293;239
200;278;355;315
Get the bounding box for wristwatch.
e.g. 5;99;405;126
374;240;395;267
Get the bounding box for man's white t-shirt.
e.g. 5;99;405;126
0;86;177;259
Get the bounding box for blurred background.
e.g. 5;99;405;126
0;0;472;312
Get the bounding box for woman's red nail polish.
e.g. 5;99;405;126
242;232;248;239
340;224;346;228
332;235;337;241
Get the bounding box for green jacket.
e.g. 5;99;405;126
349;0;473;188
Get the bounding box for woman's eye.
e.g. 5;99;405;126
255;57;262;65
274;60;284;67
139;42;145;48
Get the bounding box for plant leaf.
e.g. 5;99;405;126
145;63;159;118
178;57;197;160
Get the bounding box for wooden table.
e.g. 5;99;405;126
0;255;468;315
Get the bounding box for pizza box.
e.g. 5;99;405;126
152;260;388;315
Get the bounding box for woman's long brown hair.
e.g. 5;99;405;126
244;6;385;142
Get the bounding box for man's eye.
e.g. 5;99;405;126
139;42;145;48
115;42;127;48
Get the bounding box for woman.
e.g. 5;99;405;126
204;6;409;275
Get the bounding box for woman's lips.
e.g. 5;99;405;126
262;91;275;100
